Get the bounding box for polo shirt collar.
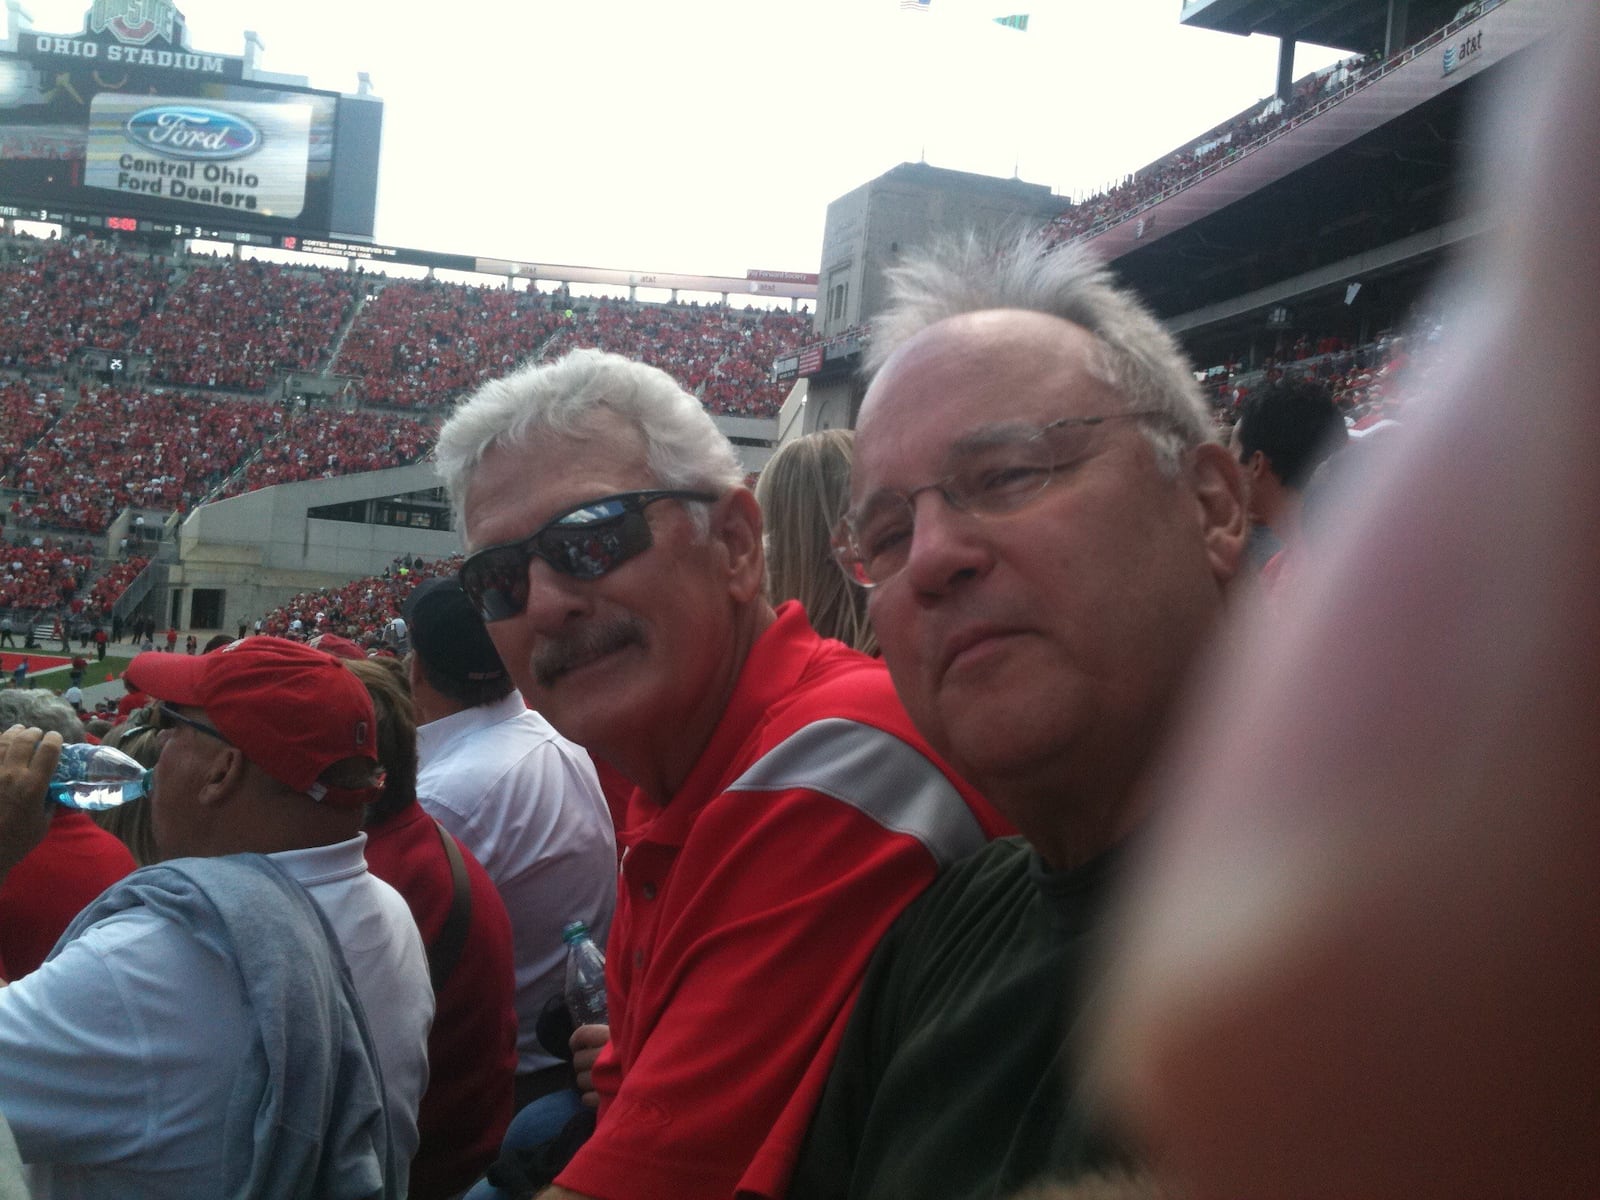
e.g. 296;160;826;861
271;832;369;887
415;689;527;760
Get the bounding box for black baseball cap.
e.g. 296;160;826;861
403;577;508;687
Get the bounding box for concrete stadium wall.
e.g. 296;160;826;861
167;463;459;631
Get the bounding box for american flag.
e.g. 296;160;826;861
900;0;931;11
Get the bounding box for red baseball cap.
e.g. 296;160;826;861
125;636;380;808
308;633;366;662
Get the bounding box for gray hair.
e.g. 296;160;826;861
0;689;86;743
434;348;745;531
865;229;1214;465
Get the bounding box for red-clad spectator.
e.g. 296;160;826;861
0;689;136;978
0;809;136;979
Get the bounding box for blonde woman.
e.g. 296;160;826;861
755;429;877;655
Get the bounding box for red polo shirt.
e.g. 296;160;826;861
557;603;1006;1200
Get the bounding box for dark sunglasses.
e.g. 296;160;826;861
155;702;233;745
459;488;718;622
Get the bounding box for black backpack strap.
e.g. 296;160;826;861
428;819;473;991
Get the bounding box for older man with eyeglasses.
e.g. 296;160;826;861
786;232;1248;1200
434;347;1007;1200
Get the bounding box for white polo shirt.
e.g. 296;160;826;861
417;691;616;1073
0;835;431;1200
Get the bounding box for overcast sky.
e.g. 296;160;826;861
17;0;1344;277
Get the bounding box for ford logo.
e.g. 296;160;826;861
124;106;261;161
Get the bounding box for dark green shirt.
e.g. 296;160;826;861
789;836;1128;1200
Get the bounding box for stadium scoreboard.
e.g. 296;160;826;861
0;1;381;240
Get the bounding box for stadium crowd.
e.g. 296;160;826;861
1048;2;1495;243
1049;52;1383;240
1;236;821;422
0;238;174;370
0;381;63;456
333;286;814;419
256;554;462;647
0;541;89;614
135;258;360;392
3;386;281;531
219;409;433;497
699;309;813;417
80;556;148;618
335;279;568;409
0;233;813;548
544;301;810;419
1204;327;1419;434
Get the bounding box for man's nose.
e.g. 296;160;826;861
900;490;995;598
521;557;596;631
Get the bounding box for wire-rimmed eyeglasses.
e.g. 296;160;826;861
831;411;1165;587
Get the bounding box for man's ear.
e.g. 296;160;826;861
197;745;249;809
1189;442;1249;584
712;487;767;605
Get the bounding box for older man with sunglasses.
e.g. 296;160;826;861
434;348;1007;1200
786;232;1248;1200
0;637;433;1200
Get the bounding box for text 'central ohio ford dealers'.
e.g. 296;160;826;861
85;96;311;218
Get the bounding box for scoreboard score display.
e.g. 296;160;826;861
0;2;381;239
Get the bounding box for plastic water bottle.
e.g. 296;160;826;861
48;743;151;811
562;920;609;1025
